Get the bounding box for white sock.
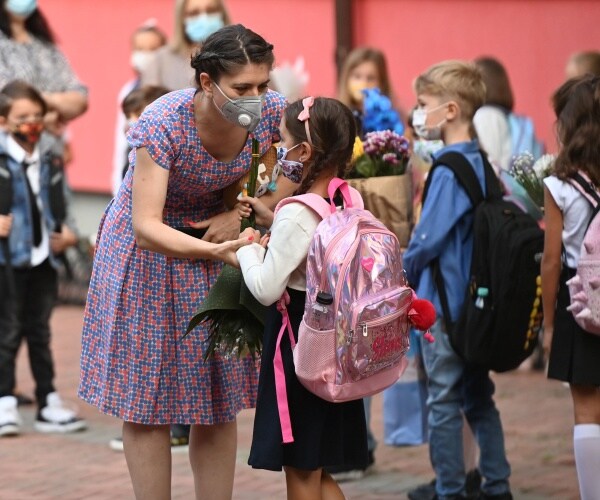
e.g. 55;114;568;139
573;424;600;500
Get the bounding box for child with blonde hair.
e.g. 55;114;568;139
403;60;512;500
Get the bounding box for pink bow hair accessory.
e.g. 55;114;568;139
297;96;314;144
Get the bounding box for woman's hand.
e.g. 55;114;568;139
213;233;255;267
0;214;13;238
237;195;274;228
189;209;242;243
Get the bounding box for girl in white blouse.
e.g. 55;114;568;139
542;74;600;500
236;97;369;500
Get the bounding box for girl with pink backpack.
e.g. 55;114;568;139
542;74;600;500
236;97;369;498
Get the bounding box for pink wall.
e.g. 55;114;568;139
353;0;600;156
41;0;600;193
42;0;336;193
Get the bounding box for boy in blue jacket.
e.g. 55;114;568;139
0;80;85;436
403;61;512;500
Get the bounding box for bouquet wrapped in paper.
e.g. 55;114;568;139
185;139;271;360
346;130;412;246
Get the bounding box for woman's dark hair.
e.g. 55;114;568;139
284;97;356;195
552;74;600;187
0;6;55;44
0;80;48;116
190;24;274;85
474;56;514;111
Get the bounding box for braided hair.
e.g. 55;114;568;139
284;97;356;195
190;24;274;85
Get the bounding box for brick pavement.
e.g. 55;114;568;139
0;305;580;499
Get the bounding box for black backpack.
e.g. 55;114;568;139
422;151;544;372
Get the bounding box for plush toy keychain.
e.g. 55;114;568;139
408;291;436;343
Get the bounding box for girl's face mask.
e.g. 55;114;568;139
276;144;303;184
11;121;44;145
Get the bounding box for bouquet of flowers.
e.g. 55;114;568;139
348;130;410;179
185;139;266;360
509;152;555;208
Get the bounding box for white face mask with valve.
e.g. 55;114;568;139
213;82;263;132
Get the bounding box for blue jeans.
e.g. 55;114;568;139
419;319;511;499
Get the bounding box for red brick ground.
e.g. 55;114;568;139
0;305;580;499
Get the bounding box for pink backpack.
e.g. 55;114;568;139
273;178;413;443
566;171;600;335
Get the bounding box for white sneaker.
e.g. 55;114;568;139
0;395;21;437
34;392;87;433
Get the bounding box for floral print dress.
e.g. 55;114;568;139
78;88;285;424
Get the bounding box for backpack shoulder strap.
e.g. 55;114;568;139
422;150;502;208
569;171;600;209
274;193;331;220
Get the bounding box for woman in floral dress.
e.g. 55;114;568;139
79;25;286;499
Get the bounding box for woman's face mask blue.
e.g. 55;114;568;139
213;82;263;132
276;144;303;184
184;12;224;43
6;0;37;17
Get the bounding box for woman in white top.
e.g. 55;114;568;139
542;74;600;500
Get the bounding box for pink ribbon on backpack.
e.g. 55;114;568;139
273;290;297;443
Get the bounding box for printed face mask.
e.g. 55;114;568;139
276;144;303;184
5;0;37;17
12;121;43;145
184;12;224;43
412;103;448;141
213;82;263;132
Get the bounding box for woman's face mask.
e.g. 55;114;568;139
5;0;37;17
184;12;224;43
213;82;263;132
276;144;303;184
412;103;448;141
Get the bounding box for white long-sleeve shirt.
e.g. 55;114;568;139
236;202;320;306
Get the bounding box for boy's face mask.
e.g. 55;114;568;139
213;82;264;132
412;103;448;141
11;121;44;145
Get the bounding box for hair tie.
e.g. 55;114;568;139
298;96;314;144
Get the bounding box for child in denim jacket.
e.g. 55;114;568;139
0;80;84;437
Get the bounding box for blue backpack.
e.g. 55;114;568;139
508;113;544;160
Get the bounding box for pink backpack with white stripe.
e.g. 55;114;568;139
273;178;413;443
566;171;600;335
